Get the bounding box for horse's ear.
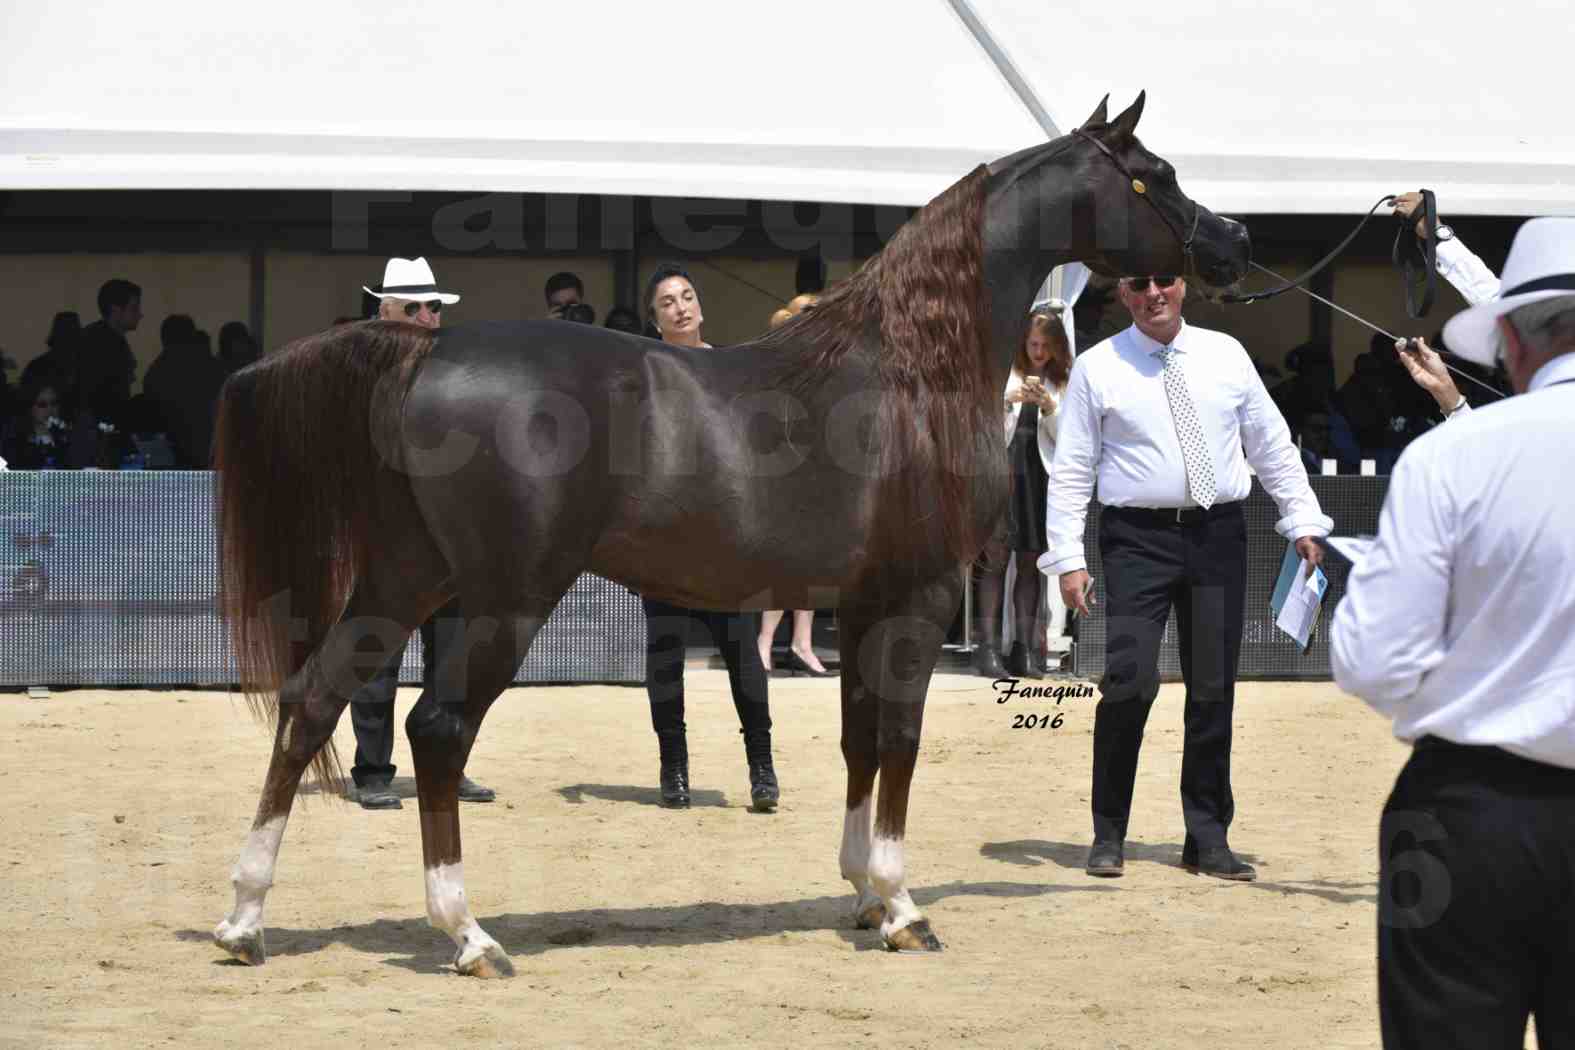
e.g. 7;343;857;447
1109;91;1146;139
1079;94;1110;130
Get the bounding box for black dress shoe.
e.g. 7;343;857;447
1006;641;1045;680
458;776;496;803
355;781;402;810
973;645;1008;678
783;650;837;678
1085;839;1124;877
1185;844;1256;882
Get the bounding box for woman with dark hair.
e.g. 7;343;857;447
639;262;779;811
218;321;260;375
974;308;1073;678
1;381;74;469
19;312;83;407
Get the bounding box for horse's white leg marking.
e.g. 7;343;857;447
869;833;923;938
213;815;288;963
839;796;883;927
425;862;509;976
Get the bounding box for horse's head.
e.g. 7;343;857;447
984;93;1250;295
1068;92;1250;289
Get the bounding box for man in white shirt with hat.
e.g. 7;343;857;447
348;257;496;810
1331;218;1575;1050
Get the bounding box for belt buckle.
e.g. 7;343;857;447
1174;507;1185;524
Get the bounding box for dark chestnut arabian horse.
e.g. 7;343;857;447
212;93;1249;975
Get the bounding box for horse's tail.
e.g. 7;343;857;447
213;320;435;792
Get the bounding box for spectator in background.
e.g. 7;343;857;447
348;257;495;811
757;294;835;678
973;308;1072;679
1271;342;1357;472
1;381;73;469
642;262;779;811
603;306;643;335
144;315;228;468
1337;342;1407;472
20;311;82;396
74;279;142;425
544;271;594;323
217;321;260;375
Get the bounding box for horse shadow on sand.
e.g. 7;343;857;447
980;839;1376;907
298;779;733;809
177;879;1116;973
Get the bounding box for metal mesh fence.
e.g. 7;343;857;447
1070;476;1388;681
0;471;645;687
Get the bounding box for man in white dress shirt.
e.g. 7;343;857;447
1041;275;1331;881
1331;218;1575;1050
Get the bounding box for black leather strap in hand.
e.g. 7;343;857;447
1392;188;1438;319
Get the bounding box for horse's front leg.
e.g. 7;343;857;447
409;605;545;978
837;613;883;931
840;581;958;952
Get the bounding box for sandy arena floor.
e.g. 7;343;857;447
2;673;1428;1049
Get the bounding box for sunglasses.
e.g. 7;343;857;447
402;300;443;317
1123;275;1179;292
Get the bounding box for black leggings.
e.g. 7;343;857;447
642;598;771;736
974;537;1046;652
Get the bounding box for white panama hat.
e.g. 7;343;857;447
1442;218;1575;366
363;256;461;305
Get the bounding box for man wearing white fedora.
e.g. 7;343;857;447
348;257;497;810
1331;218;1575;1049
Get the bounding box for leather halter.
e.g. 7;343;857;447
1073;128;1200;261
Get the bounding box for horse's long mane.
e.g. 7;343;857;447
762;165;997;568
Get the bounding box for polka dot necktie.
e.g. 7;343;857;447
1155;347;1217;509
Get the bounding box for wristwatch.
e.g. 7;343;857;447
1434;223;1455;243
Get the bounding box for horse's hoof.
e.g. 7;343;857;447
214;922;266;966
883;919;943;954
854;900;885;930
455;941;515;979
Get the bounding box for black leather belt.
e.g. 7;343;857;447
1105;501;1244;527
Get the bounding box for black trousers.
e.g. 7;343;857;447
1379;737;1575;1050
642;598;770;738
1092;503;1246;846
349;598;456;788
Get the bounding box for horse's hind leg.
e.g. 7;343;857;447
214;591;414;965
406;593;563;978
839;579;960;953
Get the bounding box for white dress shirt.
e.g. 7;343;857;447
1435;237;1502;306
1041;322;1332;575
1330;354;1575;770
1434;237;1503;420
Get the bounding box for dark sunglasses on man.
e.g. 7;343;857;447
402;300;444;317
1122;275;1179;292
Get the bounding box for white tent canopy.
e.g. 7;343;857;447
3;0;1570;215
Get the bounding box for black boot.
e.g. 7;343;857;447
657;728;690;808
974;644;1008;678
1007;641;1044;679
742;728;779;812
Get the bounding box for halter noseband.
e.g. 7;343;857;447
1073;128;1199;261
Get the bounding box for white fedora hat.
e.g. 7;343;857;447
363;257;461;305
1442;217;1575;366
